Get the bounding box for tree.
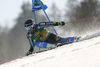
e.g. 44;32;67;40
64;0;100;34
49;2;61;21
64;0;78;21
5;2;36;60
0;27;9;62
74;0;98;19
73;0;99;33
36;10;47;23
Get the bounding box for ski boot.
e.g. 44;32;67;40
74;36;81;42
60;37;75;43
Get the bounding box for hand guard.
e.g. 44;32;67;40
59;21;65;26
25;51;32;56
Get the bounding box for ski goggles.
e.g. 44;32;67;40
25;25;34;30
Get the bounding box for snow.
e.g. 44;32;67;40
0;32;100;67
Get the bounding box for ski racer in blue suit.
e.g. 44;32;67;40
24;19;78;56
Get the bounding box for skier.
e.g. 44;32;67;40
25;19;79;56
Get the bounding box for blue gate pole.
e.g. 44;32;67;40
43;10;58;35
33;11;37;24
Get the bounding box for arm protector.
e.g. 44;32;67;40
27;34;35;52
38;21;65;27
38;21;59;26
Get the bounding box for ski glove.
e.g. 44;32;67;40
59;21;65;26
25;51;32;56
52;21;65;26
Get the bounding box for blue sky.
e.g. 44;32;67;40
0;0;67;29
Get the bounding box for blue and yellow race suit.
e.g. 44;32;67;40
26;21;63;52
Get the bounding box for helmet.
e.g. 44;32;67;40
24;19;34;27
24;19;34;30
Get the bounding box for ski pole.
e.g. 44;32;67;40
65;16;95;24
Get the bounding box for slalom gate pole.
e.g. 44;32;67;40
65;16;95;24
43;10;58;35
33;11;37;24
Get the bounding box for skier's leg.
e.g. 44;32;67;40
59;37;74;43
45;33;62;44
45;33;81;44
59;36;81;43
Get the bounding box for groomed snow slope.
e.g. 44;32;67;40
0;34;100;67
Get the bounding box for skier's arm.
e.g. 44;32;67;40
38;21;65;27
26;35;35;56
